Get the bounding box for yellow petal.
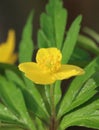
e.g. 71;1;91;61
36;48;62;72
54;65;85;80
6;53;18;64
0;30;15;63
18;62;56;85
6;29;15;53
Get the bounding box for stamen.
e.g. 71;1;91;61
36;48;62;72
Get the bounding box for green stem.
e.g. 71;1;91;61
49;84;57;130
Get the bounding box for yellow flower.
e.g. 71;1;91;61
0;30;17;64
18;48;84;85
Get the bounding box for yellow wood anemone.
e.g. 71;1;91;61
18;48;85;85
0;30;17;64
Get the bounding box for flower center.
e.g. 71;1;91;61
36;48;62;72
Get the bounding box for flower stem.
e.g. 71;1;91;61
49;84;57;130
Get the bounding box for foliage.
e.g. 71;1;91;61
0;0;99;130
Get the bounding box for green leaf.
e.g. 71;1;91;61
25;81;49;115
26;83;47;113
44;85;51;106
0;63;22;76
17;9;46;122
0;103;19;124
35;117;45;130
54;81;62;107
38;0;67;48
5;70;25;88
23;87;49;123
22;75;48;121
19;10;34;63
0;128;23;130
69;46;91;67
7;71;49;123
83;27;99;43
0;104;26;129
57;56;99;119
38;30;51;48
62;15;82;64
22;78;49;122
78;34;99;55
59;97;99;130
66;72;99;111
0;76;36;130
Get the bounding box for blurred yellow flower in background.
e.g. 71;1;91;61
0;30;17;64
18;48;84;85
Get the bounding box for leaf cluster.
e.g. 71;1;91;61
0;0;99;130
